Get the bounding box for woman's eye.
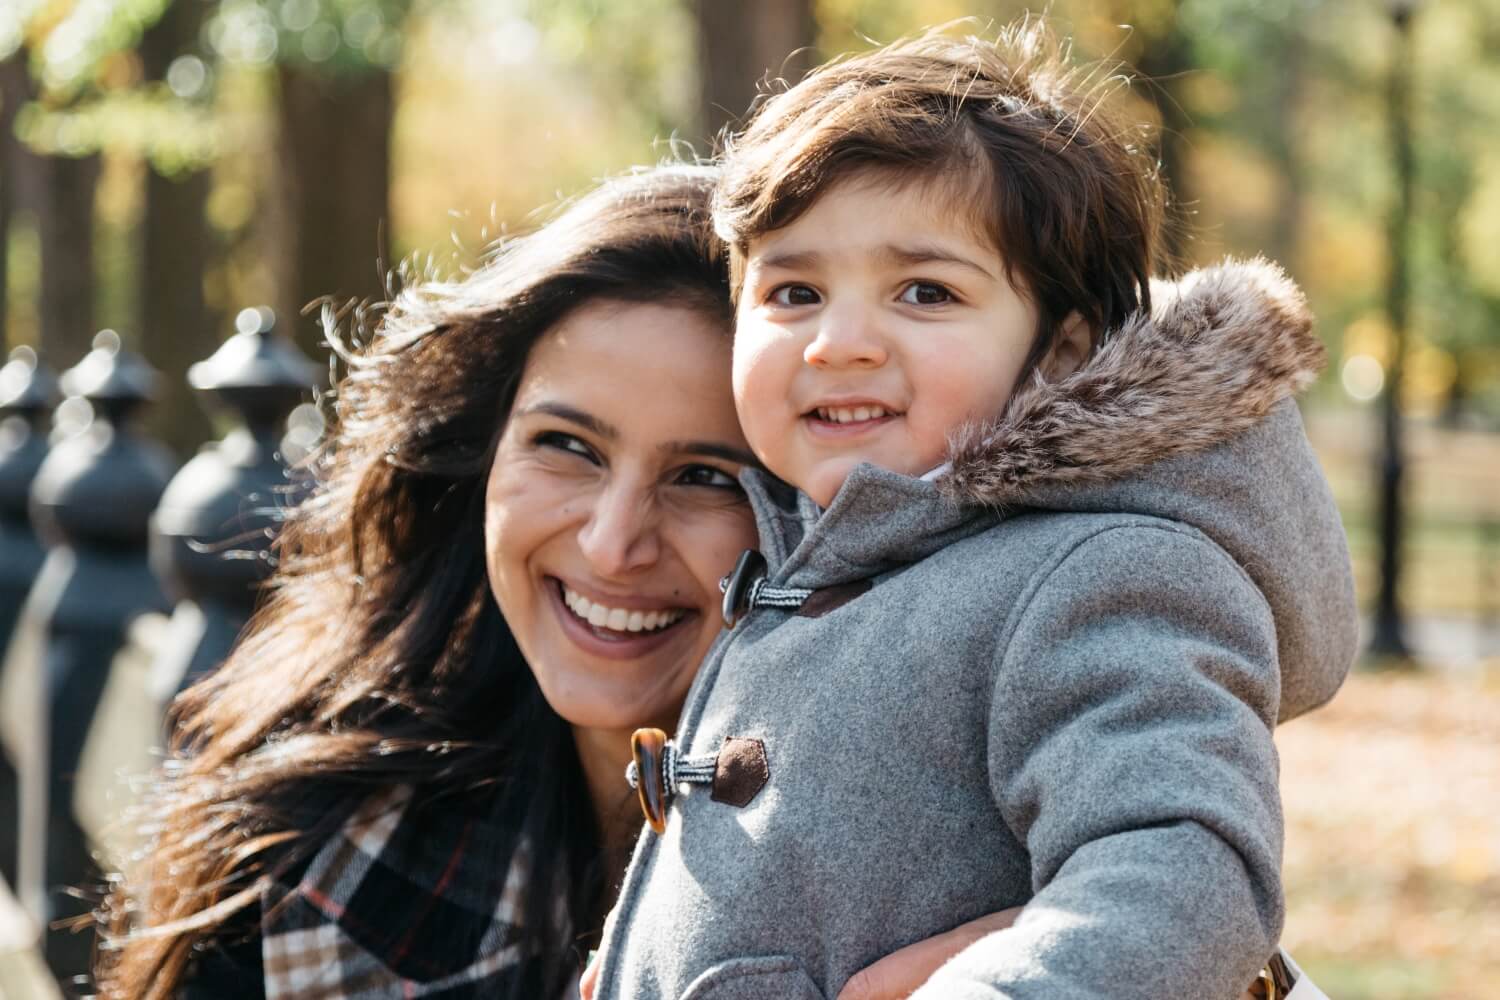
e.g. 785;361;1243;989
899;282;954;306
769;284;821;307
677;465;742;491
535;431;598;463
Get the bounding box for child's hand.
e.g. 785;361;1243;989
836;907;1024;1000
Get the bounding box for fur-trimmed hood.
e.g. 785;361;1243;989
945;258;1354;722
939;257;1323;506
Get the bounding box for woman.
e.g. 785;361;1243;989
99;165;754;998
98;165;1008;1000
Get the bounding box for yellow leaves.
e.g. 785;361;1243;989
1345;315;1395;368
1337;315;1457;415
16;85;221;173
1460;153;1500;298
1299;208;1385;303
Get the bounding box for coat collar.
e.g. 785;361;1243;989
742;463;988;590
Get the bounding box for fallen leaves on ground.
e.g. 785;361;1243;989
1279;668;1500;999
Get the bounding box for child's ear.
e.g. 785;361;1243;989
1039;312;1092;382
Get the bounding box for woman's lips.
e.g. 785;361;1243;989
547;578;694;661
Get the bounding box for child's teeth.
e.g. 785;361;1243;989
588;605;609;627
816;405;891;423
627;611;645;632
607;608;628;630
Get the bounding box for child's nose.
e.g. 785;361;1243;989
803;307;887;369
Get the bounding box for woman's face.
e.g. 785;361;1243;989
485;299;759;738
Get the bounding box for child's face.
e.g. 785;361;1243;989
733;172;1040;508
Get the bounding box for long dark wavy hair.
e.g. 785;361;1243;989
96;163;730;999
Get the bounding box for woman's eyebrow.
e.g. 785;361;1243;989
662;440;761;467
514;401;616;438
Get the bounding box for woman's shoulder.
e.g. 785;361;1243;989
259;780;540;995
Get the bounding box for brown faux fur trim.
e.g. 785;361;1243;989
939;257;1323;508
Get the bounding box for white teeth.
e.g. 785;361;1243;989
561;585;685;634
816;405;891;424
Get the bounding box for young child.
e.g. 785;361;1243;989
594;22;1356;1000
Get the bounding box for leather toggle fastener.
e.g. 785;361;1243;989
626;730;771;833
719;549;813;628
626;728;716;834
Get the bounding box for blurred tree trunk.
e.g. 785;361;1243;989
692;0;816;143
138;0;215;455
1264;22;1305;273
0;52;24;355
1127;3;1195;270
272;65;393;359
37;152;100;366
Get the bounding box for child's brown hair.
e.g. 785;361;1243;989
714;19;1168;377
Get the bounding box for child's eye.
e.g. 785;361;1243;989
899;282;954;306
676;465;743;492
535;431;599;464
768;284;821;307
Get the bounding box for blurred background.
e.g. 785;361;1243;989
0;0;1496;997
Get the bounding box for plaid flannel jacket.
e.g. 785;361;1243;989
256;782;549;999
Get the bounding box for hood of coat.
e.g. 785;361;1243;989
938;257;1325;506
744;257;1357;723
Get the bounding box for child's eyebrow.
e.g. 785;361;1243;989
749;244;997;282
750;249;823;274
877;243;997;281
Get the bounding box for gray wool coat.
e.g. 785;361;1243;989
592;259;1359;1000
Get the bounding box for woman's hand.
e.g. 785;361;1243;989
583;907;1024;1000
836;907;1024;1000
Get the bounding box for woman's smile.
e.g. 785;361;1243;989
547;576;695;659
558;580;688;634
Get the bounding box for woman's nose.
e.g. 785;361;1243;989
802;304;887;369
577;481;661;577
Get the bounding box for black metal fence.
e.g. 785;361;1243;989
0;313;315;991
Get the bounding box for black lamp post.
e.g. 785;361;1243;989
1367;0;1420;664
